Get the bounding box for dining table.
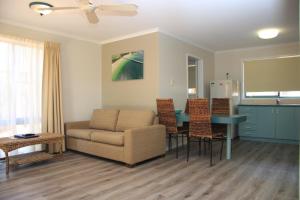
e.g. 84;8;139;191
175;110;247;160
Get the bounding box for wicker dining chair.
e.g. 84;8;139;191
187;98;225;166
211;98;230;136
156;98;188;158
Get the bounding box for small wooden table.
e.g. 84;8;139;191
0;133;64;176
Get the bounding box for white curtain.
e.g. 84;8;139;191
0;35;44;157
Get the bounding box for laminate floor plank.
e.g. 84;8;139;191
0;140;298;200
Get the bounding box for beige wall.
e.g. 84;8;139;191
159;33;215;110
215;43;300;104
101;32;214;111
101;33;159;110
0;22;102;122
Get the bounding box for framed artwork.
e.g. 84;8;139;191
112;50;144;81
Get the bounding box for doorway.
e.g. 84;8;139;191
187;55;204;98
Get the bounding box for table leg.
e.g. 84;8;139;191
5;152;9;176
226;124;232;160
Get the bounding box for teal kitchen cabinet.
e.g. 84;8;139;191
238;105;300;143
238;106;257;137
275;107;298;140
256;107;276;139
295;107;300;140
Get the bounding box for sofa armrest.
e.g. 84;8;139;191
64;121;90;133
124;125;166;165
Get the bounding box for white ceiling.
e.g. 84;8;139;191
0;0;298;51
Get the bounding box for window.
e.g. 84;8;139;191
0;35;43;156
243;56;300;98
245;91;279;98
280;91;300;97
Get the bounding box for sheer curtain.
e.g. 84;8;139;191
0;35;44;157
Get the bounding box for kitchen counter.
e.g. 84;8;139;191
239;104;300;107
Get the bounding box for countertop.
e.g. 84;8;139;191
238;104;300;107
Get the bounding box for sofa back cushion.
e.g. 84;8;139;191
116;110;155;131
89;109;119;131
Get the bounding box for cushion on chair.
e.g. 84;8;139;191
116;110;155;132
91;130;124;146
89;109;119;131
67;129;94;140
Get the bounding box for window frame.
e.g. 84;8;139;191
244;91;300;98
241;55;300;100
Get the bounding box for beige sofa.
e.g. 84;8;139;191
65;109;166;166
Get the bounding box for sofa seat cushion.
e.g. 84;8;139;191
116;110;155;132
67;129;93;140
91;131;124;146
89;109;119;131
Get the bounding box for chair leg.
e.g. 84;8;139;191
176;134;179;159
220;139;224;160
187;136;190;162
168;134;172;151
198;138;201;156
181;134;184;146
204;138;207;155
210;139;213;167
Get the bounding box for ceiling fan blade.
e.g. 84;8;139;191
100;10;137;16
85;10;99;24
97;4;138;12
38;7;80;11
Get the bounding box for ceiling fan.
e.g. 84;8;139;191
29;0;138;24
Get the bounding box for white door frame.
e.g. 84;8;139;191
186;54;204;98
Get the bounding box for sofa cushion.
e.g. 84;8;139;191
116;110;155;132
89;109;119;131
67;129;93;140
91;131;124;146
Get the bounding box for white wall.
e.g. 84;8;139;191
159;33;215;110
214;42;300;104
0;22;102;122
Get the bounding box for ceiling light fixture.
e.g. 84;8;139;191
29;2;53;16
257;28;280;39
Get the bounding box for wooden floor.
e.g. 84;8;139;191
0;140;298;200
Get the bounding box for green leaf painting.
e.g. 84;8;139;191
112;50;144;81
